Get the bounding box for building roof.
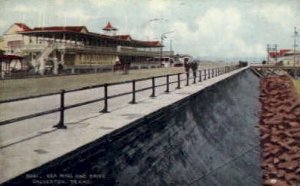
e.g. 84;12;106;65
139;41;161;47
103;22;118;31
17;23;162;48
112;35;132;41
15;23;31;31
32;26;88;33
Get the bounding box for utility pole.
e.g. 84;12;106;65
293;26;298;77
170;39;172;56
275;44;278;64
267;44;270;64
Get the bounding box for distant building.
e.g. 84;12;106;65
1;22;165;75
268;49;300;66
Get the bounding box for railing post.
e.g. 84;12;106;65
186;72;189;86
165;75;170;93
54;89;67;129
208;68;211;79
130;80;136;104
204;69;207;80
199;70;202;82
101;83;109;113
193;72;196;84
150;77;156;97
177;73;181;89
212;68;214;78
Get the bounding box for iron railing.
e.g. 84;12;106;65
0;65;241;129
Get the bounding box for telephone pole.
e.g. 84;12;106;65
275;44;278;64
293;27;298;77
267;44;270;64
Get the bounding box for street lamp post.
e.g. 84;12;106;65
160;31;174;66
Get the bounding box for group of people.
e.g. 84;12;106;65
184;58;199;79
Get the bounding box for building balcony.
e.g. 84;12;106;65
20;42;162;57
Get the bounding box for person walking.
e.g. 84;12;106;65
184;59;190;72
184;58;190;85
191;60;198;78
191;60;199;83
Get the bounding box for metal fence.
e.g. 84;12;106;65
0;65;240;129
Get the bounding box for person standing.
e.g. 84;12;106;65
191;60;199;81
184;58;190;75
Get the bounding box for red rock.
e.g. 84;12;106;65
278;153;292;162
278;138;295;146
288;121;299;127
273;157;280;164
278;125;285;130
285;173;299;182
287;128;300;134
291;131;300;139
264;179;289;186
273;179;289;186
270;146;281;155
277;169;286;178
262;133;270;140
289;153;300;160
270;136;281;143
278;161;298;170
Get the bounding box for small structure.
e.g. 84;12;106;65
102;22;118;36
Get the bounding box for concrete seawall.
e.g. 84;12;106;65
4;69;262;185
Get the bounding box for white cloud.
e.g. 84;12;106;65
147;0;170;12
195;7;241;38
53;0;66;5
0;19;6;29
257;3;295;27
87;0;118;7
13;5;32;13
55;9;96;24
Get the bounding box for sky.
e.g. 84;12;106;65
0;0;300;61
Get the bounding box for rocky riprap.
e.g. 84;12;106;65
259;75;300;186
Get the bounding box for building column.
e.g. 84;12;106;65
53;57;58;75
39;58;45;75
60;52;65;65
63;34;66;43
1;62;5;79
75;35;78;45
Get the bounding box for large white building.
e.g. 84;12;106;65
1;22;165;76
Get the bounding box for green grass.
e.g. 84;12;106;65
0;67;185;101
